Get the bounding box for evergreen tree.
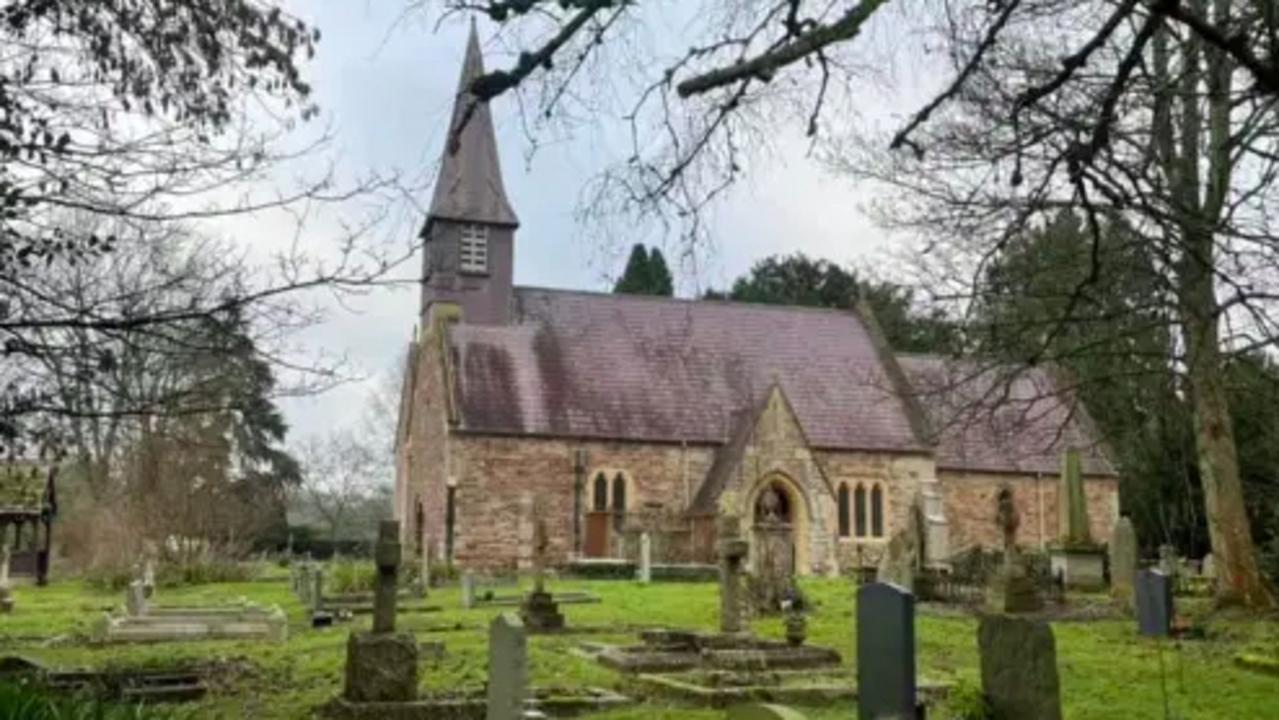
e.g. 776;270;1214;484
647;248;675;297
713;253;959;353
613;244;651;295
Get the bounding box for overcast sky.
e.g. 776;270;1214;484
247;2;932;442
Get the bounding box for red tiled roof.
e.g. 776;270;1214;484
448;288;928;452
895;355;1117;476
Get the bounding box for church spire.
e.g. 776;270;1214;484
425;21;518;232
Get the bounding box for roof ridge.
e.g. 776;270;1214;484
513;284;872;319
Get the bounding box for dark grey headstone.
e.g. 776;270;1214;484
1135;569;1173;637
978;614;1062;720
857;582;916;720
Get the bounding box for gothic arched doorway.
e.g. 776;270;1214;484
746;473;811;578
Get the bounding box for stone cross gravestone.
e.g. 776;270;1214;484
1158;544;1177;577
857;583;916;720
987;486;1041;613
1135;569;1173;638
1109;517;1137;603
0;543;13;614
373;520;401;634
637;532;652;584
978;614;1062;720
718;515;749;634
486;612;528;720
342;520;419;704
521;516;565;632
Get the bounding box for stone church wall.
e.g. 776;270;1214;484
938;469;1120;553
819;452;934;571
447;435;717;571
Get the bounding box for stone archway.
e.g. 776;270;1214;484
745;473;812;578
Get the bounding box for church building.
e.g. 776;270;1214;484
394;27;1119;576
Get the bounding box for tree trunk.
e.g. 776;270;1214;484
1178;230;1276;609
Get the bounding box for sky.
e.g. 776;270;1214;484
241;2;936;442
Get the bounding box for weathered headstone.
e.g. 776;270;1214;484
857;583;916;720
342;520;419;703
1158;544;1177;577
461;572;477;609
0;544;13;614
1135;569;1173;638
718;514;749;634
311;567;325;612
126;580;148;617
726;703;810;719
637;532;652;585
486;612;527;720
1201;552;1215;580
142;558;156;600
978;614;1062;720
1109;517;1137;603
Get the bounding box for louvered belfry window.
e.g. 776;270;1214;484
459;224;488;273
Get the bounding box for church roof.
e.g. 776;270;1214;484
447;287;928;452
895;354;1117;476
425;22;518;231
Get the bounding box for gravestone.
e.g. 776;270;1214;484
311;567;325;612
978;614;1062;720
342;520;419;703
1135;569;1173;638
1158;544;1177;577
1109;517;1137;603
857;583;916;720
486;612;527;720
718;514;749;634
987;486;1041;613
1201;553;1215;580
727;703;810;719
637;533;652;584
521;516;565;631
0;544;13;614
142;558;156;599
126;580;148;617
462;572;477;609
876;531;917;592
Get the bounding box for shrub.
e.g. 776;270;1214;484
327;557;377;594
156;557;260;587
939;677;991;720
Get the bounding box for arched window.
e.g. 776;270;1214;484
871;485;885;538
854;484;867;538
592;473;608;511
612;473;627;513
837;483;851;538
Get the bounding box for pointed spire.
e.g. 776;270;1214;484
426;21;518;230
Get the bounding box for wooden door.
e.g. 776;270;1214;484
584;511;611;558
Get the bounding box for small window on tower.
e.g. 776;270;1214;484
459;224;488;274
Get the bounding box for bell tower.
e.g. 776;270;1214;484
420;22;518;326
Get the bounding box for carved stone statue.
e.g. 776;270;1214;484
758;486;784;523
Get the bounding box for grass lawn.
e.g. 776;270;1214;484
2;573;1277;718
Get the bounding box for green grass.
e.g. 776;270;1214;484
2;576;1277;719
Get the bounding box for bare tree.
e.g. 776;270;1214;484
294;429;390;547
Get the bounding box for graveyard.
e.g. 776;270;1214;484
2;564;1278;719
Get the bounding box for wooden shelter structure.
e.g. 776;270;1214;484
0;462;58;585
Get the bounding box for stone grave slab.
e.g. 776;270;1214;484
727;703;809;719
